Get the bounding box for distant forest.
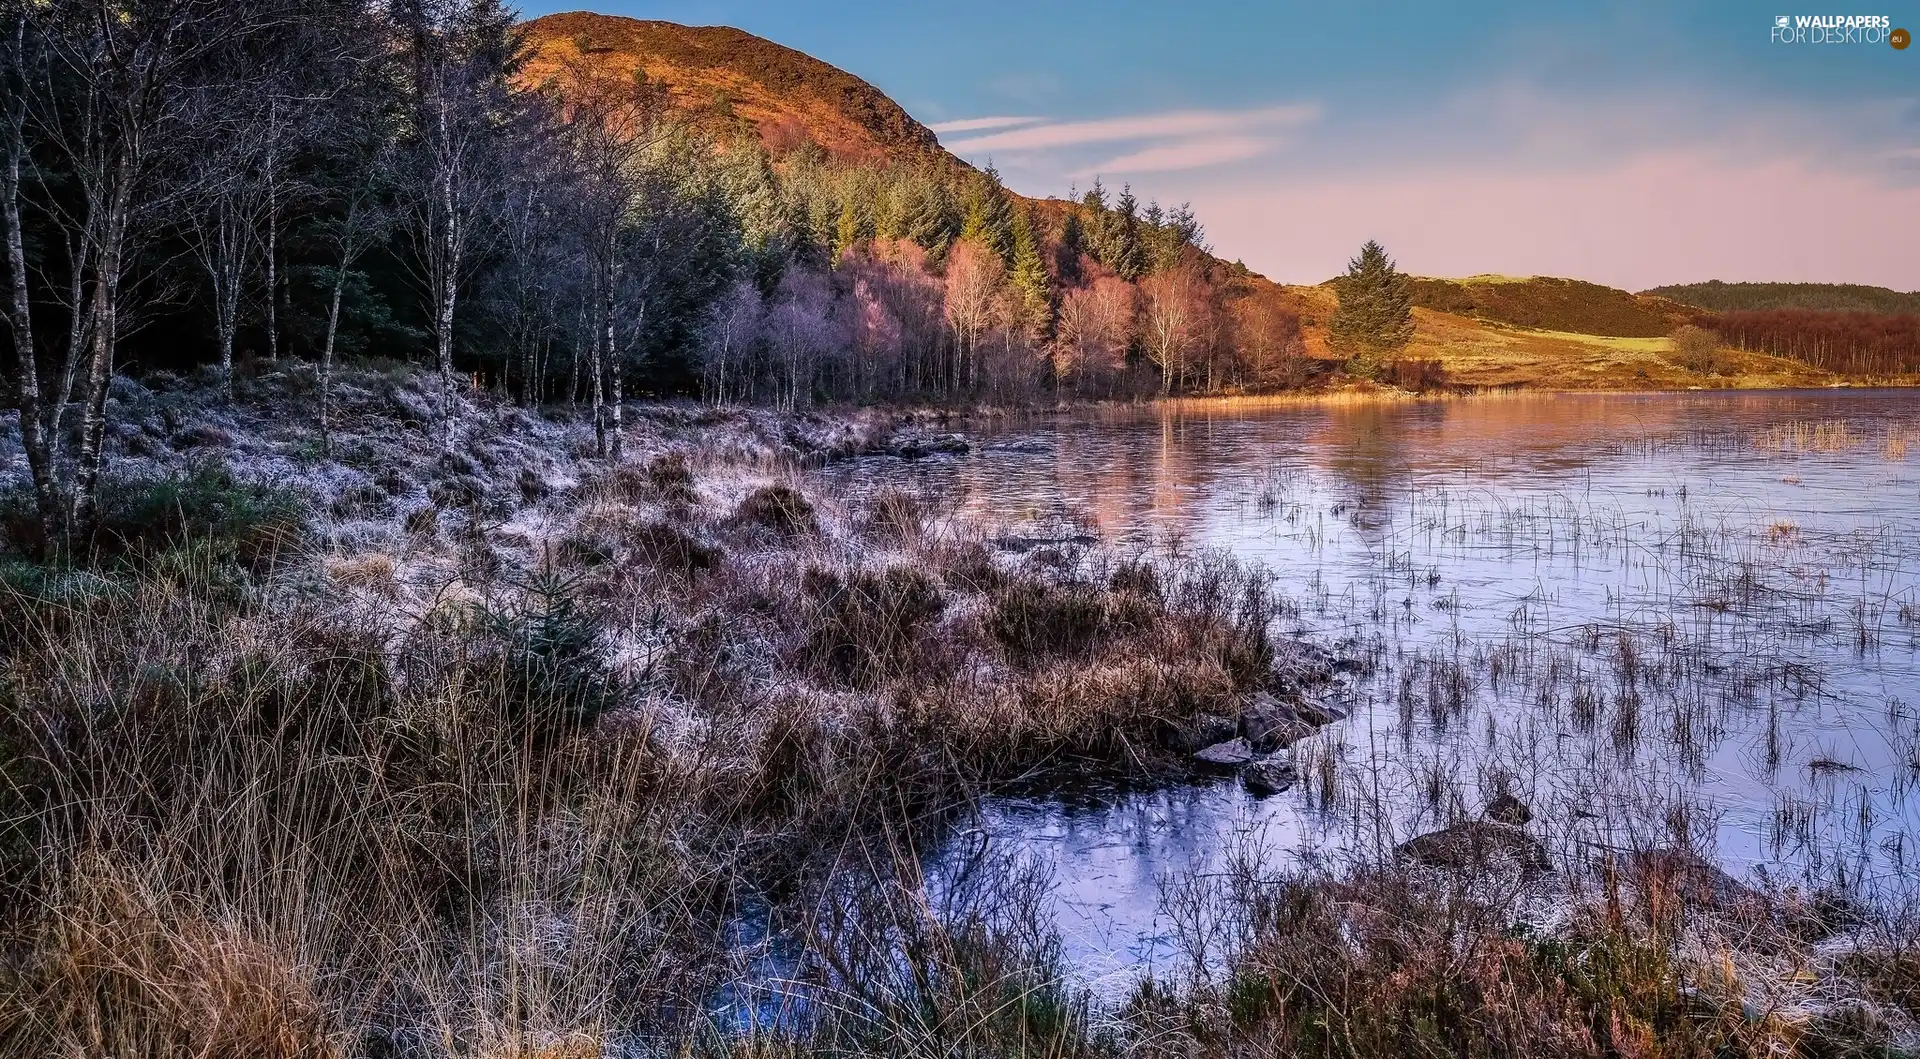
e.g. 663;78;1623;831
1712;311;1920;379
1653;284;1920;377
1648;281;1920;315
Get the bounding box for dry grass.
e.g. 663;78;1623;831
0;430;1285;1057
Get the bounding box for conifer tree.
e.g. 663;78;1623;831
1109;184;1144;280
1328;239;1414;376
1008;204;1051;333
1056;206;1087;287
958;166;1012;261
833;198;859;261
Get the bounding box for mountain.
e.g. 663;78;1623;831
1643;281;1920;315
519;11;947;166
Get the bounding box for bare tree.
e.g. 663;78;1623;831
1054;273;1136;396
1;8;56;549
395;0;519;447
315;148;394;446
553;55;665;458
943;238;1003;395
765;269;840;412
23;0;262;538
697;279;763;404
1140;261;1208;395
184;90;271;394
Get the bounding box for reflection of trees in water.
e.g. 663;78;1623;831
1313;404;1435;538
890;391;1920;548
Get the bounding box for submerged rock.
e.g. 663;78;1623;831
990;533;1098;554
1194;737;1255;768
1396;821;1551;875
885;432;970;459
1243;754;1296;796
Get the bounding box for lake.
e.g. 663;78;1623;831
820;389;1920;995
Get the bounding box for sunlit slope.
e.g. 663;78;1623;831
520;14;1857;391
520;11;947;166
1283;283;1838;390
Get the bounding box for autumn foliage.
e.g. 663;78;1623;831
1709;310;1920;379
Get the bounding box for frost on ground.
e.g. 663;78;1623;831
3;362;1917;1058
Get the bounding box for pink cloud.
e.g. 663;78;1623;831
946;104;1319;153
1192;151;1920;290
928;115;1044;135
1076;135;1274;176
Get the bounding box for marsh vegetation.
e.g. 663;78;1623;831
2;375;1916;1057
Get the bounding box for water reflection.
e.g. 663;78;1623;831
817;389;1920;991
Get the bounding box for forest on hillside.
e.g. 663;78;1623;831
0;0;1310;428
1648;280;1920;315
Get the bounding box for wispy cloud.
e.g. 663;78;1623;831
945;104;1318;154
940;104;1320;178
927;115;1046;135
1076;135;1274;176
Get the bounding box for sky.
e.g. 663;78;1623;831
519;2;1920;291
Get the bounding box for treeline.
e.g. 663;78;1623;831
1650;280;1920;315
2;0;1322;547
1711;310;1920;378
714;164;1313;405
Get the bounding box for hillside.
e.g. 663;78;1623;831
1277;283;1836;391
519;11;946;166
1644;281;1920;315
1404;275;1701;338
518;12;1907;394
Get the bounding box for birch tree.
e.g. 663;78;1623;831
25;0;259;538
395;0;519;447
0;7;55;550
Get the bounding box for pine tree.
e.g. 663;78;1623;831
1008;204;1051;334
1056;208;1086;287
1109;184;1144;280
957;166;1012;260
1327;239;1414;376
832;197;859;261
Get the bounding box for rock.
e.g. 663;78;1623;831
1618;849;1761;913
886;432;970;459
1243;755;1296;796
1485;792;1532;827
1292;700;1341;727
1396;821;1551;875
990;533;1098;554
1194;737;1255;768
1242;692;1317;752
1166;712;1238;753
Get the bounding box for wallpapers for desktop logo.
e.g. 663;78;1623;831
1770;14;1905;44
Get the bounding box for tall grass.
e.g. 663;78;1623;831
0;456;1283;1056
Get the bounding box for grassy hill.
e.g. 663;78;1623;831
520;12;947;166
1404;275;1701;338
1645;280;1920;315
1276;283;1835;391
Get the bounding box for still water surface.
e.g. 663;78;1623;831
820;390;1920;993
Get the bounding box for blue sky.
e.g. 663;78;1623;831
522;2;1920;290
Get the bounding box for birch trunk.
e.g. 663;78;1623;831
71;185;127;539
3;104;56;549
320;267;345;448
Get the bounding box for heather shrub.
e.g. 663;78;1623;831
731;483;817;537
